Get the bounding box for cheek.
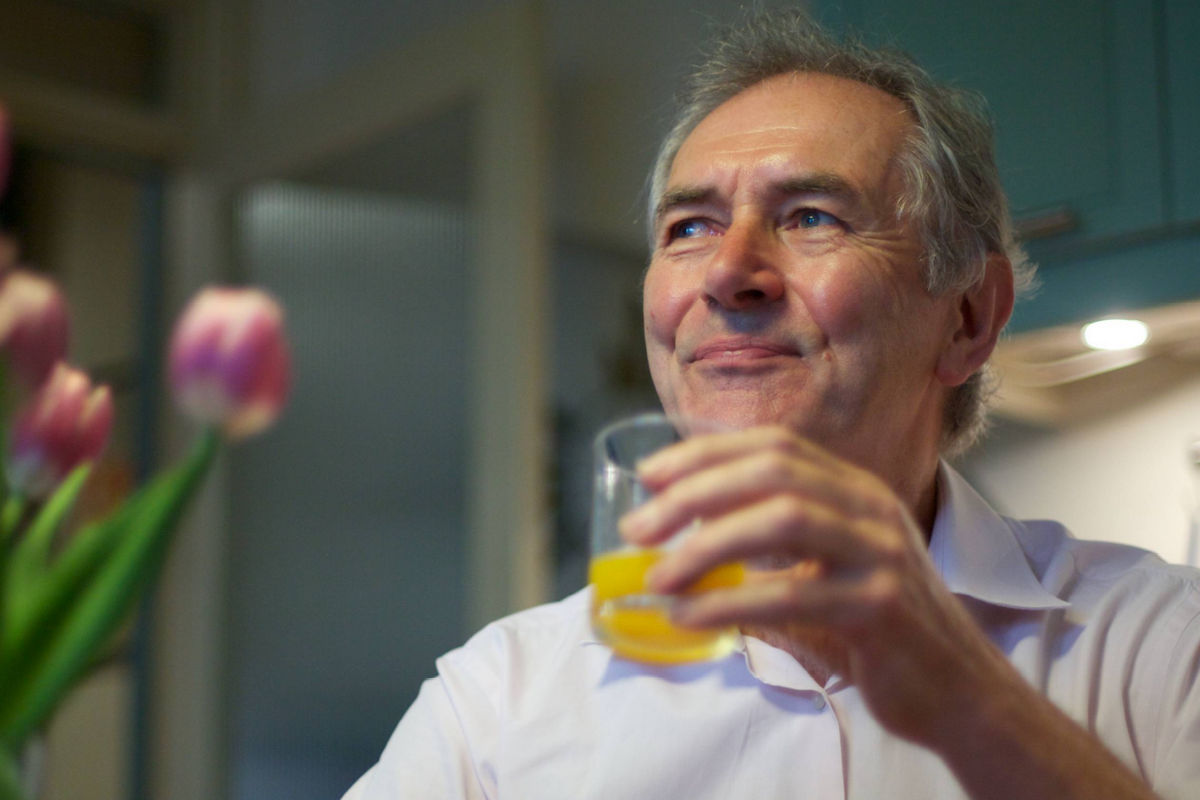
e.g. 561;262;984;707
642;263;695;410
802;267;872;341
641;264;692;347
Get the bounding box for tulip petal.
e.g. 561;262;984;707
6;364;113;498
0;271;71;389
168;287;290;438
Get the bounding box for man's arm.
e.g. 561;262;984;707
936;671;1158;800
343;673;492;800
622;426;1161;800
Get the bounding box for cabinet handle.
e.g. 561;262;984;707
1013;207;1078;240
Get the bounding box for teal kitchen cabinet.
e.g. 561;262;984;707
1166;0;1200;222
815;0;1200;332
1006;0;1200;335
817;0;1164;245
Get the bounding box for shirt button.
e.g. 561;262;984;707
812;694;827;711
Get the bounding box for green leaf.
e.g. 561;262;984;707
0;430;218;750
5;465;92;605
0;745;23;800
1;477;134;673
0;358;13;511
0;498;22;545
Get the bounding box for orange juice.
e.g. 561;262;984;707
588;549;744;664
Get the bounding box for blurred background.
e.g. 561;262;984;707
0;0;1198;798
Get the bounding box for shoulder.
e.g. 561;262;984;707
1018;517;1200;605
1011;518;1200;663
456;586;590;655
1011;513;1191;583
435;587;594;689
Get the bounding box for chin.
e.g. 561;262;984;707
671;394;801;433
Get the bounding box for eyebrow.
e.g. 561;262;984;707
771;173;858;203
653;172;860;228
653;186;717;228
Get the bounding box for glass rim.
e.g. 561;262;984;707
593;411;681;472
593;411;732;454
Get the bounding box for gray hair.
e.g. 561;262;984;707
647;10;1034;457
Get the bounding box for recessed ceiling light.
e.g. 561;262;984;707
1081;318;1150;351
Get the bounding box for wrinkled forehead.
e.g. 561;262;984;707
665;73;917;212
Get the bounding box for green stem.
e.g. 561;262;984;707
0;746;22;800
0;430;219;749
0;496;24;545
1;466;94;682
0;494;23;690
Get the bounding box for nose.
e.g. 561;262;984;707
702;221;785;311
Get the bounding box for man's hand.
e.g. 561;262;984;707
619;425;999;746
619;426;1158;799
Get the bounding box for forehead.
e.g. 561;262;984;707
668;72;915;196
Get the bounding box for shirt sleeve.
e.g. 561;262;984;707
1148;585;1200;799
339;595;582;799
340;668;496;800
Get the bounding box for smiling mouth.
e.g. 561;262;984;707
690;340;798;363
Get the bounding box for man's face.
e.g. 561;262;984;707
643;72;961;472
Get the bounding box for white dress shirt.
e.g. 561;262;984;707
344;465;1200;799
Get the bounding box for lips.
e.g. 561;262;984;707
690;337;799;362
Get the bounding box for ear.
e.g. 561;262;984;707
935;253;1015;387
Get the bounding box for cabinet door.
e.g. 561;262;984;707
1166;0;1200;222
817;0;1164;244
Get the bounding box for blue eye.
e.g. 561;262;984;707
796;209;839;228
669;219;713;240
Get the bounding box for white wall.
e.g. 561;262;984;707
961;371;1200;566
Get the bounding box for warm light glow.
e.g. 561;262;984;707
1081;318;1150;351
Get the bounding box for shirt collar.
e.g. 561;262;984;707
929;462;1068;610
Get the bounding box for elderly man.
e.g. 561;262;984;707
346;11;1199;799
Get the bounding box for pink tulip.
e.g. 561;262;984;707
0;269;71;389
6;363;114;498
168;287;290;439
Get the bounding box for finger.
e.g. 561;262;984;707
670;571;894;630
623;446;822;545
622;445;889;547
637;425;839;490
646;494;885;592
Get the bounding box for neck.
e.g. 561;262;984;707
741;623;849;686
860;385;947;540
864;425;942;541
910;461;942;540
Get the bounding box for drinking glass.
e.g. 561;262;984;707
589;413;744;664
